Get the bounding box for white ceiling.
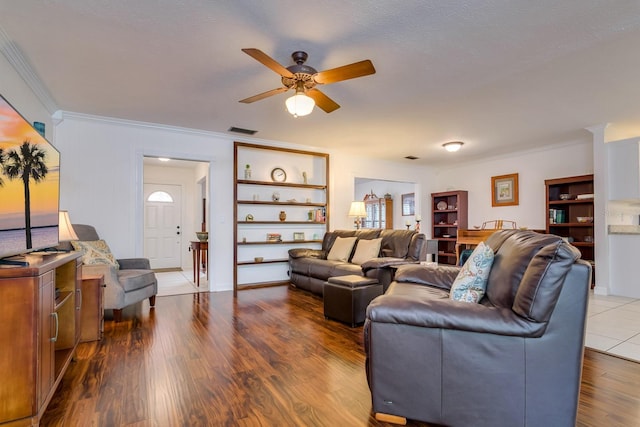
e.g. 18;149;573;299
2;1;640;165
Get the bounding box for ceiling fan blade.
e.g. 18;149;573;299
242;48;294;78
239;87;289;104
313;60;375;85
307;89;340;113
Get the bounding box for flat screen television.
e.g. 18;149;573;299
0;94;60;261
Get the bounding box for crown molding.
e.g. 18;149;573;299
56;110;332;154
0;24;58;114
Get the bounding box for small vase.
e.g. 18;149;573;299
244;165;251;180
279;211;286;222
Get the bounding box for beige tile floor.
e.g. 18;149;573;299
155;272;640;363
155;269;209;297
586;291;640;362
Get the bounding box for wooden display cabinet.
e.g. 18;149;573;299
362;195;393;229
0;252;81;426
431;190;468;265
545;174;595;263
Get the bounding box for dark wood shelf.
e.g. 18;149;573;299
239;221;326;225
237;258;288;265
548;199;594;205
238;200;326;207
549;223;594;227
238;240;322;245
237;179;326;190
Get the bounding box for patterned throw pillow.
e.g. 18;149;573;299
449;241;494;303
71;240;120;269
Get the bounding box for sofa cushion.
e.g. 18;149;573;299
117;269;156;292
513;241;581;322
351;238;382;265
380;229;416;258
485;231;562;308
449;242;494;303
327;236;358;262
71;239;120;269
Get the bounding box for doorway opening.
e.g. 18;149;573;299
142;156;210;294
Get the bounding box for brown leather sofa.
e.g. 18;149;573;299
365;230;591;426
288;229;426;295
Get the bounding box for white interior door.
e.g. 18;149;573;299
144;184;182;269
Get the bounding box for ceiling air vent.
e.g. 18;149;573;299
404;155;419;160
228;126;257;135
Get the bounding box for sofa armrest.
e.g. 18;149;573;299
117;258;151;270
367;291;546;337
288;248;325;259
393;264;461;291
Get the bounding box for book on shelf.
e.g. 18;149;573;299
576;194;594;200
266;233;282;242
314;208;326;223
549;209;565;224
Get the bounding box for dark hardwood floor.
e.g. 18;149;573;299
41;286;640;426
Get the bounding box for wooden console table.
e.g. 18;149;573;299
456;229;498;265
190;241;208;286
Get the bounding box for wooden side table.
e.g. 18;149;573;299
80;275;105;342
190;240;208;286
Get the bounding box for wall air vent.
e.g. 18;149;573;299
404;155;419;160
228;126;257;135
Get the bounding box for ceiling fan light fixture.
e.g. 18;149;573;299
286;92;315;117
443;141;464;152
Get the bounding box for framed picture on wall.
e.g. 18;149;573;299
402;193;415;215
491;173;519;207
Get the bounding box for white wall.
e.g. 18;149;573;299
52;113;433;292
433;140;593;230
54;113;230;290
330;155;436;233
354;180;417;229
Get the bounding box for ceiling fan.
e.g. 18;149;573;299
239;48;376;116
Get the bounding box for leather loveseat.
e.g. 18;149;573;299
365;230;591;426
288;229;426;295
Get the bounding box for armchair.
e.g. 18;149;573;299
365;230;591;426
70;224;157;322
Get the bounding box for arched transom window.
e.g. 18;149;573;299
147;191;174;202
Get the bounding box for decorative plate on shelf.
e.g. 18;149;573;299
436;201;447;210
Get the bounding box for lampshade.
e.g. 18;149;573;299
348;201;367;217
443;141;464;152
58;210;79;242
286;92;315;117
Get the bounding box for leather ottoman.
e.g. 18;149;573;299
324;275;383;327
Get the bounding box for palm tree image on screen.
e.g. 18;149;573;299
2;141;49;249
